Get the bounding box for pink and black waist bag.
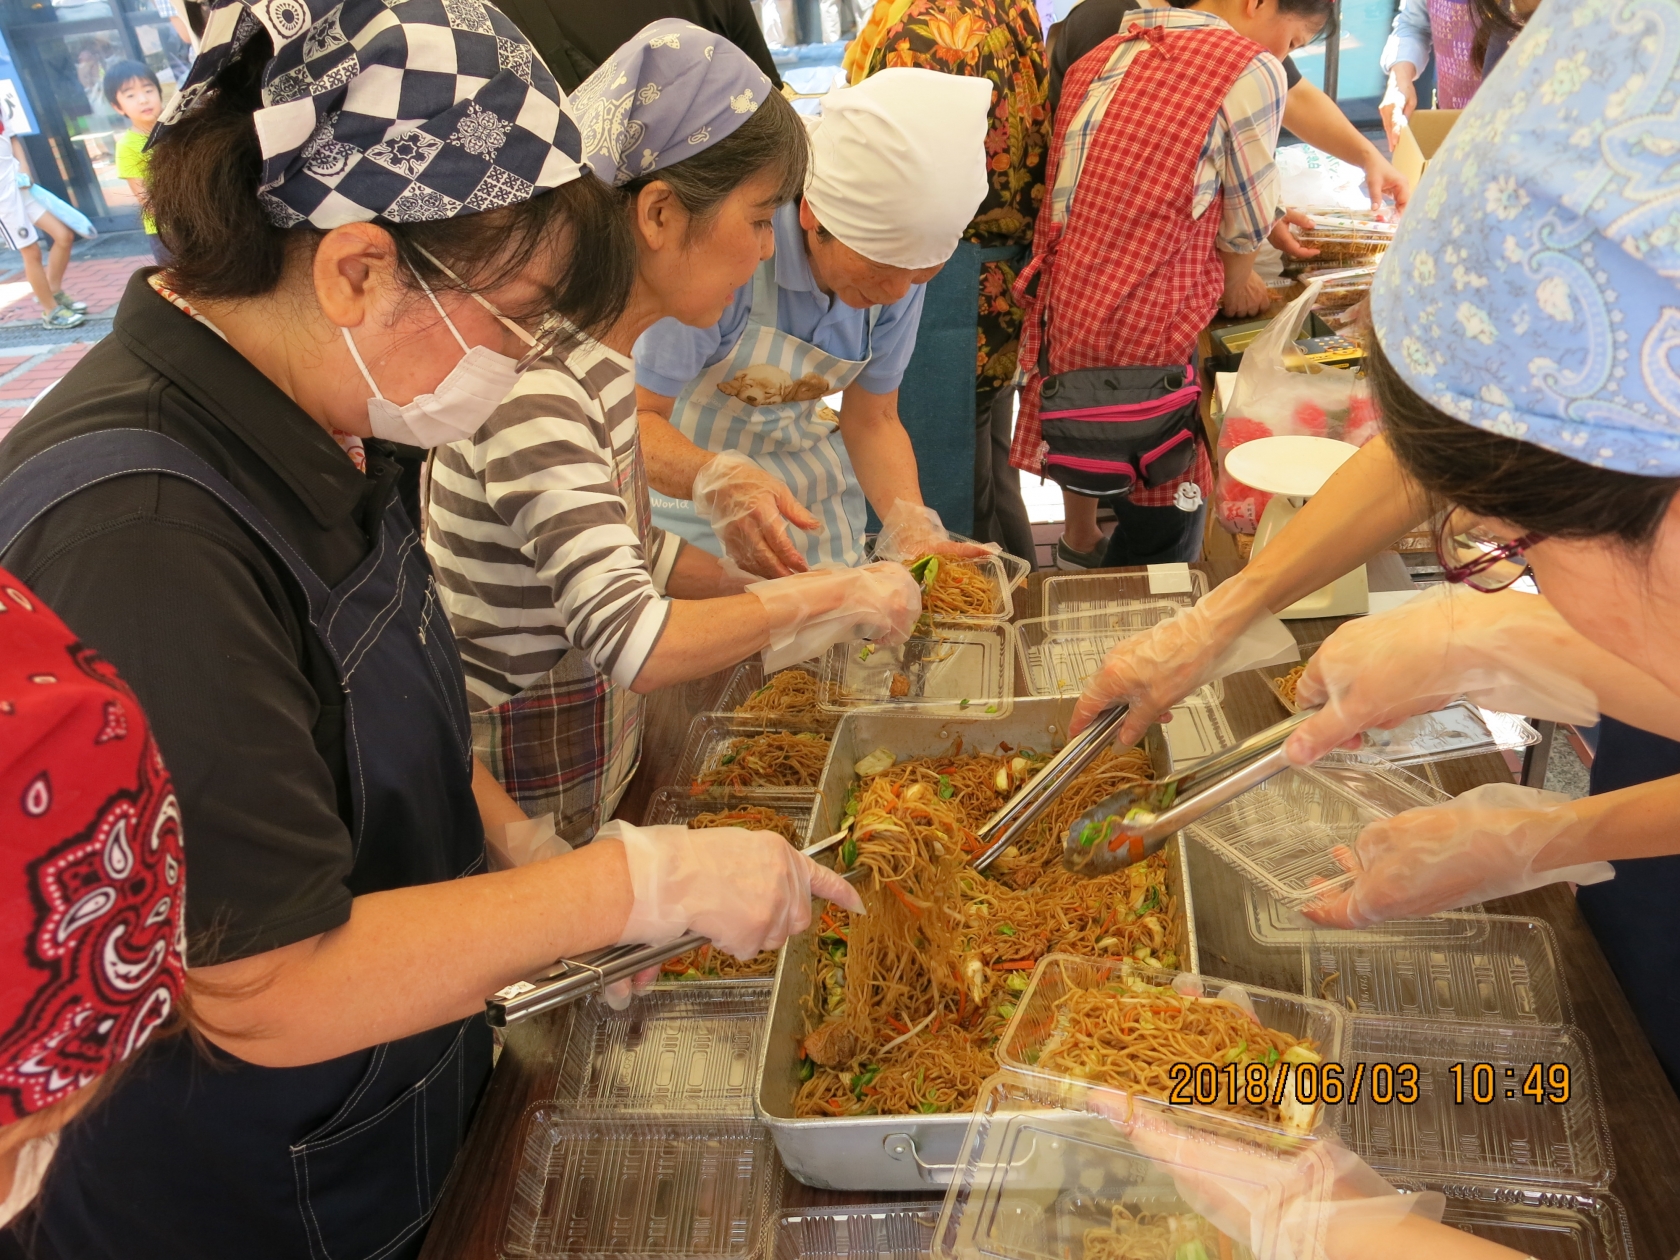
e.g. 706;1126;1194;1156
1036;351;1203;499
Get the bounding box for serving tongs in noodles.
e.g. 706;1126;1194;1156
1062;709;1316;875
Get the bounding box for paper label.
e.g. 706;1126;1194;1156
1146;563;1194;595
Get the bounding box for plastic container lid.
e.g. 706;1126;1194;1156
713;661;836;730
553;982;773;1114
1243;879;1488;948
503;1111;779;1259
996;955;1346;1139
1186;760;1453;909
819;622;1015;719
864;543;1024;625
1015;618;1224;704
1333;1016;1612;1192
1304;914;1571;1027
1160;687;1234;768
1040;569;1208;622
773;1204;940;1260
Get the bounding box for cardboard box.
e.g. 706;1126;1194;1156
1392;109;1462;187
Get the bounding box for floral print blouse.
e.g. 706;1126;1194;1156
852;0;1050;401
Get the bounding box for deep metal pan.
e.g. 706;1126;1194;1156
754;696;1197;1191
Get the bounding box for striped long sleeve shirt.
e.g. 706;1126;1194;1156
425;335;682;711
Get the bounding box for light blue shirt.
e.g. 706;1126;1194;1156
1379;0;1434;76
633;201;929;398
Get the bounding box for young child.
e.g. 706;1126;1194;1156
0;119;82;330
104;59;166;264
1011;0;1332;568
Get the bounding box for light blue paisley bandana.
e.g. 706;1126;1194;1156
1372;0;1680;476
569;19;772;187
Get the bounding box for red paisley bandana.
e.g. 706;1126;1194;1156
0;567;187;1124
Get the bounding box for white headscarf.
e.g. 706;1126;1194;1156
804;67;993;271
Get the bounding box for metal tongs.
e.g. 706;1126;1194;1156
1061;709;1315;874
485;828;856;1027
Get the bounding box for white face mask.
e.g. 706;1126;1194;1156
342;277;529;449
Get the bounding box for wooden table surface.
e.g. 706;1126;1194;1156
421;562;1680;1260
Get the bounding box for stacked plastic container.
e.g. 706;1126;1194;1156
502;984;784;1260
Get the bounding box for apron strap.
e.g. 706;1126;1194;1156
0;429;333;612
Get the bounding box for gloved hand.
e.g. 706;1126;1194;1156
602;965;660;1012
1304;782;1615;929
603;820;865;959
1069;578;1299;742
1095;1093;1445;1260
691;451;820;579
873;500;999;562
750;561;922;671
484;813;571;870
1285;586;1599;765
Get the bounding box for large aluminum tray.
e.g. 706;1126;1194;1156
756;697;1197;1191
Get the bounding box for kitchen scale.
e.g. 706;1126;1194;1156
1225;435;1367;618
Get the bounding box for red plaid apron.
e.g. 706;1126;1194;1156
1009;23;1264;507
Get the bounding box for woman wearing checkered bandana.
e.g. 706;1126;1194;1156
0;3;860;1256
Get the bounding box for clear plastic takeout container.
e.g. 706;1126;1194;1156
865;538;1027;625
819;621;1015;719
997;955;1346;1138
773;1204;940;1260
1186;759;1453;909
713;660;836;730
552;982;773;1114
1014;619;1224;704
1040;569;1208;623
503;1111;779;1259
642;786;816;845
1304;914;1571;1027
672;714;831;796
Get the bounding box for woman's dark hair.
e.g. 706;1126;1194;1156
619;88;807;239
1370;334;1680;548
1470;0;1525;73
144;29;635;336
102;58;160;107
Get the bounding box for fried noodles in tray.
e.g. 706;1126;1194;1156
662;805;802;980
795;743;1182;1118
1272;664;1306;712
692;731;830;791
905;554;999;627
1084;1206;1253;1260
734;668;827;723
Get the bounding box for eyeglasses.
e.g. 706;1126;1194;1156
1434;506;1545;592
410;244;568;373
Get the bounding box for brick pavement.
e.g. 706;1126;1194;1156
0;253;148;326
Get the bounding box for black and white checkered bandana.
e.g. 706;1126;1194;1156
155;0;585;228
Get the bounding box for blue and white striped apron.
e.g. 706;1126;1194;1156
650;258;880;567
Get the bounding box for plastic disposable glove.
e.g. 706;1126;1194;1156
749;561;922;671
873;500;999;562
691;451;820;579
1095;1092;1444;1260
483;813;571;870
1285;585;1599;765
601;965;660;1012
1304;782;1614;929
1070;578;1300;742
604;820;865;959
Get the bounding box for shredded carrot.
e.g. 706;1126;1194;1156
885;1016;909;1034
993;959;1038;971
884;880;923;916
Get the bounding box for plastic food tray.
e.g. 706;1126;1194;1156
1040;569;1208;622
819;622;1015;719
1334;1017;1612;1192
1260;644;1539;764
1304;914;1570;1027
864;543;1024;626
1244;878;1487;948
502;1112;779;1260
773;1204;940;1260
552;983;773;1115
642;787;817;845
1014;620;1225;705
1187;759;1454;909
713;661;836;730
997;955;1345;1136
1158;686;1234;768
672;715;831;797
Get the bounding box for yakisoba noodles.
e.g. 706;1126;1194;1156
735;669;826;723
692;731;830;790
1084;1206;1251;1260
663;805;802;980
1273;664;1306;711
906;554;999;623
795;743;1180;1118
1030;980;1321;1130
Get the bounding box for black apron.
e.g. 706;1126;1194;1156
0;431;492;1260
1577;716;1680;1098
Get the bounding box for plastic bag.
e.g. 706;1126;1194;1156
1274;144;1374;212
1215;282;1377;535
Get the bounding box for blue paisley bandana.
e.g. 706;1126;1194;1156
153;0;584;229
1372;0;1680;476
569;19;772;187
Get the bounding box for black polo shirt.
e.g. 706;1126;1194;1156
1049;0;1301;110
0;272;418;965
